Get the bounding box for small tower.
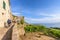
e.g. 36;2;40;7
0;0;12;27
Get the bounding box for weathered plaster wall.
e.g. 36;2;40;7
0;0;12;27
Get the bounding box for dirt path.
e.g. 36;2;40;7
20;32;59;40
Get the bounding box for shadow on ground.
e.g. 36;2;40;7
2;25;14;40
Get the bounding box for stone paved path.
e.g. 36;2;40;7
0;24;14;40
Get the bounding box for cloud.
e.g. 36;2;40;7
25;16;60;23
22;6;60;23
24;9;60;23
12;12;21;16
37;13;60;17
26;7;60;23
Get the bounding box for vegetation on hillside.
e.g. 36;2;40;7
24;24;46;32
24;24;60;38
49;29;60;38
20;16;24;24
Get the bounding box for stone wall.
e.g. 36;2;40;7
12;23;25;40
12;24;19;40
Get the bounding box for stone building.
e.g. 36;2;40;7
0;0;12;27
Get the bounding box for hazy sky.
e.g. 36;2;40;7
10;0;60;23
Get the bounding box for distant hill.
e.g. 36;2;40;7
33;23;60;28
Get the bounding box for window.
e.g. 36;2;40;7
3;1;6;9
2;13;4;15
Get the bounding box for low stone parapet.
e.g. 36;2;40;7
12;24;19;40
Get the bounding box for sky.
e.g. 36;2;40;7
10;0;60;24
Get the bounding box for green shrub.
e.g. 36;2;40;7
20;19;24;24
49;29;60;38
24;24;46;32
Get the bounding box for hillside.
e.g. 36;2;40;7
19;24;60;40
20;32;58;40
